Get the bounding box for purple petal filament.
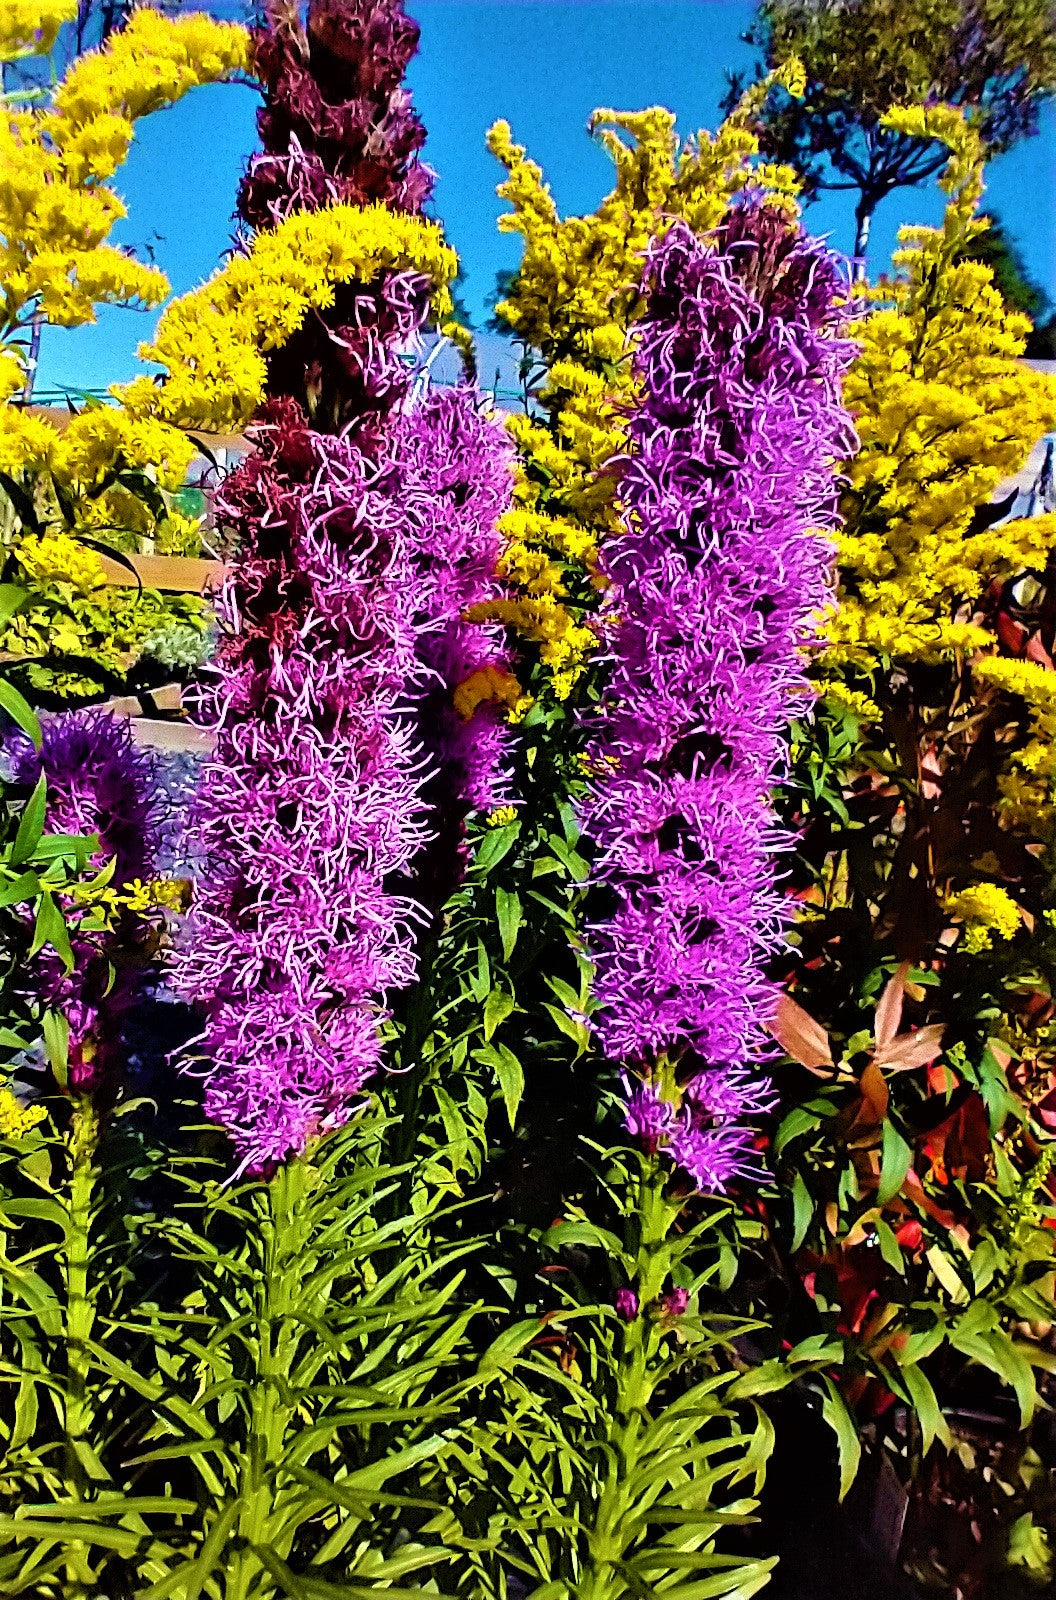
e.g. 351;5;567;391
580;204;857;1192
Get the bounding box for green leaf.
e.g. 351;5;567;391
474;1041;524;1129
495;886;521;962
483;989;515;1042
774;1098;830;1156
0;870;40;908
30;892;73;972
0;677;41;747
791;1171;813;1251
470;821;520;876
0;584;27;629
11;775;47;865
875;1217;905;1274
819;1377;861;1499
42;1010;69;1087
877;1119;912;1205
897;1360;952;1452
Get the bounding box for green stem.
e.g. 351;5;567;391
226;1156;307;1600
63;1093;99;1595
577;1152;680;1600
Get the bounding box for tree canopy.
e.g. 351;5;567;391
730;0;1056;257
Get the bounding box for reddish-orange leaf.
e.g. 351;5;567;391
768;993;835;1073
874;962;911;1049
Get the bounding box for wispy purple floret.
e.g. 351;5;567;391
580;202;857;1192
174;388;512;1170
9;710;160;1097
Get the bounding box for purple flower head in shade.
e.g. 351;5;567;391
577;199;857;1193
623;1081;675;1150
174;387;513;1172
10;708;157;887
615;1288;640;1322
7;710;161;1098
658;1287;690;1318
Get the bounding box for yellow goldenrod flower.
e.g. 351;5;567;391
0;1085;45;1141
0;0;75;61
942;882;1023;954
117;204;458;432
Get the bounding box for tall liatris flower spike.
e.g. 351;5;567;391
581;203;857;1190
175;391;512;1170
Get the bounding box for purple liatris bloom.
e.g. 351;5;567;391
579;203;857;1193
9;710;161;1098
615;1288;639;1322
174;389;512;1170
240;0;433;232
658;1288;690;1318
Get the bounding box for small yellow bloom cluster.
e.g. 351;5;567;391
118;205;459;433
0;1085;45;1141
452;664;533;724
0;7;248;335
942;882;1023;955
487;72;799;364
973;653;1056;834
111;876;188;914
485;806;518;829
0;0;72;60
827;107;1056;671
16;529;105;593
481;70;802;699
814;679;883;724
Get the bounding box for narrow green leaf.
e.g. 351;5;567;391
0;870;41;907
474;1041;524;1129
897;1360;952;1452
790;1171;813;1251
42;1010;68;1086
0;678;41;747
877;1119;912;1205
483;989;515;1042
820;1377;861;1500
11;776;47;865
0;585;27;629
875;1217;905;1274
30;893;73;973
495;886;521;962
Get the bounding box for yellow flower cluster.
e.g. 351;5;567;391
0;401;196;552
481;70;803;699
827;107;1056;670
451;664;533;724
0;0;73;61
487;71;800;364
0;7;248;333
16;529;105;593
942;882;1023;955
117;204;458;432
0;1085;45;1141
973;652;1056;835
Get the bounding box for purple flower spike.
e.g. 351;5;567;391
580;200;857;1193
174;389;513;1171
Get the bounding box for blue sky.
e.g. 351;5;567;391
37;0;1056;396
